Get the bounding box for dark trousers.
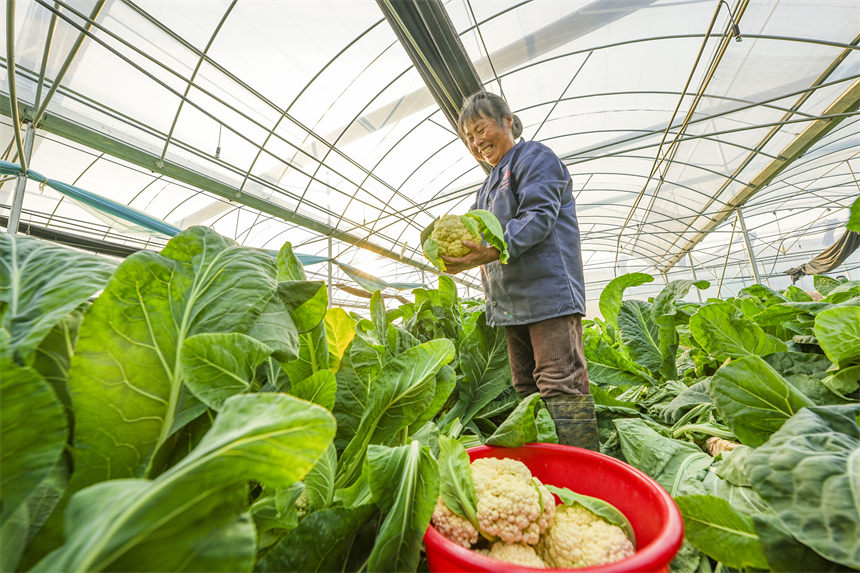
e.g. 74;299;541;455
505;313;590;398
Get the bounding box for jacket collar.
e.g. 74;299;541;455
486;139;522;189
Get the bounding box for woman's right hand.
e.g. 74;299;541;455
440;241;500;274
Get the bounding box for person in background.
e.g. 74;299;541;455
441;91;598;451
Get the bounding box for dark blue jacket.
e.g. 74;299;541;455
472;140;586;326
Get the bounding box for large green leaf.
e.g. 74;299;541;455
821;282;860;304
305;443;337;512
1;499;30;573
366;442;440;573
335;339;455;489
276;241;307;281
690;302;787;361
704;473;770;517
814;275;844;296
408;364;456;434
582;329;651;386
332;336;384;452
0;361;67;522
652;280;709;379
710;356;815;447
752;301;832;327
783;285;814;302
464;209;509;264
675;495;769;570
256;504;376;573
282;321;331;385
437;435;479;528
618;300;663;372
32;306;84;423
180;332;273;410
278;281;328;334
0;235;114;363
370;290;387;344
485;392;541;447
746;404;860;569
739;284;789;308
599;272;654;328
387;323;421;357
441;312;511;428
752;512;854;573
763;351;833;380
288;369;337;411
325;307;356;373
1;457;70;573
34;393;335;573
822;365;860;395
67;227;277;487
848;196;860;233
614;418;712;496
815;306;860;368
247;288;300;363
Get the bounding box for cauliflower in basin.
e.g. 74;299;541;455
471;457;555;546
430;214;481;258
536;503;635;568
431;497;479;549
477;541;547;568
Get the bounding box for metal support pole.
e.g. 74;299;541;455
327;235;333;309
736;206;762;285
660;270;669;285
717;216;738;299
7;123;35;235
688;253;702;302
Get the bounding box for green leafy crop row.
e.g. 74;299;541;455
0;228;552;573
585;272;860;573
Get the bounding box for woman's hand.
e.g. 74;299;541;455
440;241;500;274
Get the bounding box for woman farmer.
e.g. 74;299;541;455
441;91;598;451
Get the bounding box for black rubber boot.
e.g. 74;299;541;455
544;394;600;451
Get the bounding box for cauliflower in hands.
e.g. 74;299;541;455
471;458;556;546
536;503;636;568
431;214;482;258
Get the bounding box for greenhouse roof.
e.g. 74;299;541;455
2;0;859;313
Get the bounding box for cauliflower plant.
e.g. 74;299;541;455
431;214;481;258
536;503;635;568
471;458;555;546
431;497;479;548
477;542;547;568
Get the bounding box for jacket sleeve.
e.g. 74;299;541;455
504;146;570;259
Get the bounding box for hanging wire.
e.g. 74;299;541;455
215;123;222;159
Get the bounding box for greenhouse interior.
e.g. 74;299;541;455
2;0;859;572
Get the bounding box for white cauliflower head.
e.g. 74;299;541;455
471;457;556;546
431;497;479;548
431;214;481;258
482;541;547;568
536;503;635;568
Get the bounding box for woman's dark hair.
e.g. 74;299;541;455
458;91;523;140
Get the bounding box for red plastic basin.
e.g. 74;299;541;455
424;443;684;573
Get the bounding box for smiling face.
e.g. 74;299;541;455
462;114;515;167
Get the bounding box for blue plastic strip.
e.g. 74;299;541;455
336;262;390;294
387;282;427;291
5;161;420;287
46;179;181;237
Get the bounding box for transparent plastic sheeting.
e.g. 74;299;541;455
0;159;425;295
1;0;858;313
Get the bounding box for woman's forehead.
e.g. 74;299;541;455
462;114;493;132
